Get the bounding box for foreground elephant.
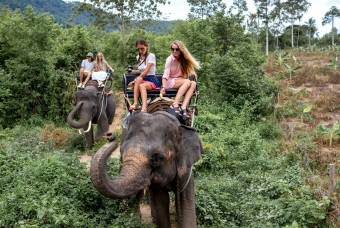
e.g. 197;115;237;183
90;111;203;227
67;85;115;150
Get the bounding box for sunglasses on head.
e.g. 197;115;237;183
171;48;180;52
97;55;102;57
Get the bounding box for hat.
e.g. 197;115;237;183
86;52;94;57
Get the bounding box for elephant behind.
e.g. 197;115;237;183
90;111;204;227
67;84;115;150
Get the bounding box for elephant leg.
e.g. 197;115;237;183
175;174;197;228
149;188;171;228
95;114;109;142
84;125;94;150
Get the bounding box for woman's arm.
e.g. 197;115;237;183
139;62;153;78
160;78;167;95
106;63;114;72
94;63;99;72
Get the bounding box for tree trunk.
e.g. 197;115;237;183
308;26;311;46
332;15;334;46
266;25;268;56
291;18;294;48
297;21;300;47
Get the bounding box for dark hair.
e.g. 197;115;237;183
136;39;149;65
136;38;148;47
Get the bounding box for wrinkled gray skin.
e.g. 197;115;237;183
90;111;203;228
67;86;115;150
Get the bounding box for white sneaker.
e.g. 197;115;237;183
77;83;83;88
98;82;104;87
81;84;85;89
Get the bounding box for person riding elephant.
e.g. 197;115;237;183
67;85;115;150
90;111;204;228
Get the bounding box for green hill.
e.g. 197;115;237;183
0;0;89;26
0;0;173;32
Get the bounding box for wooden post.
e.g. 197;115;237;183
328;164;335;199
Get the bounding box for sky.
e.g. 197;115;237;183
66;0;340;37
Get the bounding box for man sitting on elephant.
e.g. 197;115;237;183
78;52;96;89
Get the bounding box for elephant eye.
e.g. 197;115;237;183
151;153;164;167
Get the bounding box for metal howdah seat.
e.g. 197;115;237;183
123;73;199;127
75;69;114;88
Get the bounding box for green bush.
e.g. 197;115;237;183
0;126;146;227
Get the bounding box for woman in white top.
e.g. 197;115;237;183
93;52;114;87
127;39;160;112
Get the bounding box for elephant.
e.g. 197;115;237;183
90;111;204;228
67;84;115;150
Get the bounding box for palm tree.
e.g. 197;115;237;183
322;6;340;46
305;17;316;46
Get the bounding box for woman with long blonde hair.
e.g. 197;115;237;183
94;52;114;87
161;40;200;120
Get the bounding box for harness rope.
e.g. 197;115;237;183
179;166;192;193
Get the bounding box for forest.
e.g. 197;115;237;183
0;0;339;227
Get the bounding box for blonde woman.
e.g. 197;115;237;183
161;40;200;121
89;52;114;87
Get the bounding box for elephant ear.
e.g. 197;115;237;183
176;125;203;182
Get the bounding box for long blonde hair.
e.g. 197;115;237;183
95;52;106;71
171;40;200;78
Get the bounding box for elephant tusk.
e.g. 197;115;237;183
78;129;82;135
84;120;92;133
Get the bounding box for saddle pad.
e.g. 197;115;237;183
92;71;108;80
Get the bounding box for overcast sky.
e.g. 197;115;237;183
66;0;340;37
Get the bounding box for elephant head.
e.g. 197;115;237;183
67;86;115;150
90;111;203;227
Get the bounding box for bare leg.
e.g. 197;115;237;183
181;81;196;110
173;79;191;107
79;68;84;84
132;77;143;107
139;83;152;111
83;72;92;86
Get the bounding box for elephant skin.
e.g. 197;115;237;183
90;111;203;228
67;85;115;150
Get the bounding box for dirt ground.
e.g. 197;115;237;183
265;51;340;226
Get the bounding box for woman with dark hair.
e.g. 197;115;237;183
160;40;200;120
127;39;160;112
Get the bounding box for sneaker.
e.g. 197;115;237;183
77;83;83;88
98;82;104;87
81;84;85;89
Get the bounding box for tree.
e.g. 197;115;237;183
247;13;258;40
270;0;285;48
305;17;316;46
232;0;248;14
322;6;340;46
71;0;168;63
283;0;310;48
254;0;272;56
187;0;226;19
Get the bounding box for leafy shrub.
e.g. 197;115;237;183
0;126;146;227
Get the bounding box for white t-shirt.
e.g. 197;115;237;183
81;59;96;72
136;53;156;75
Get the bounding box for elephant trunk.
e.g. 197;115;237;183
67;101;92;129
90;132;151;199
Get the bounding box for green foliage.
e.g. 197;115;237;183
317;121;340;148
273;50;289;66
0;126;145;227
283;63;302;81
326;55;340;70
